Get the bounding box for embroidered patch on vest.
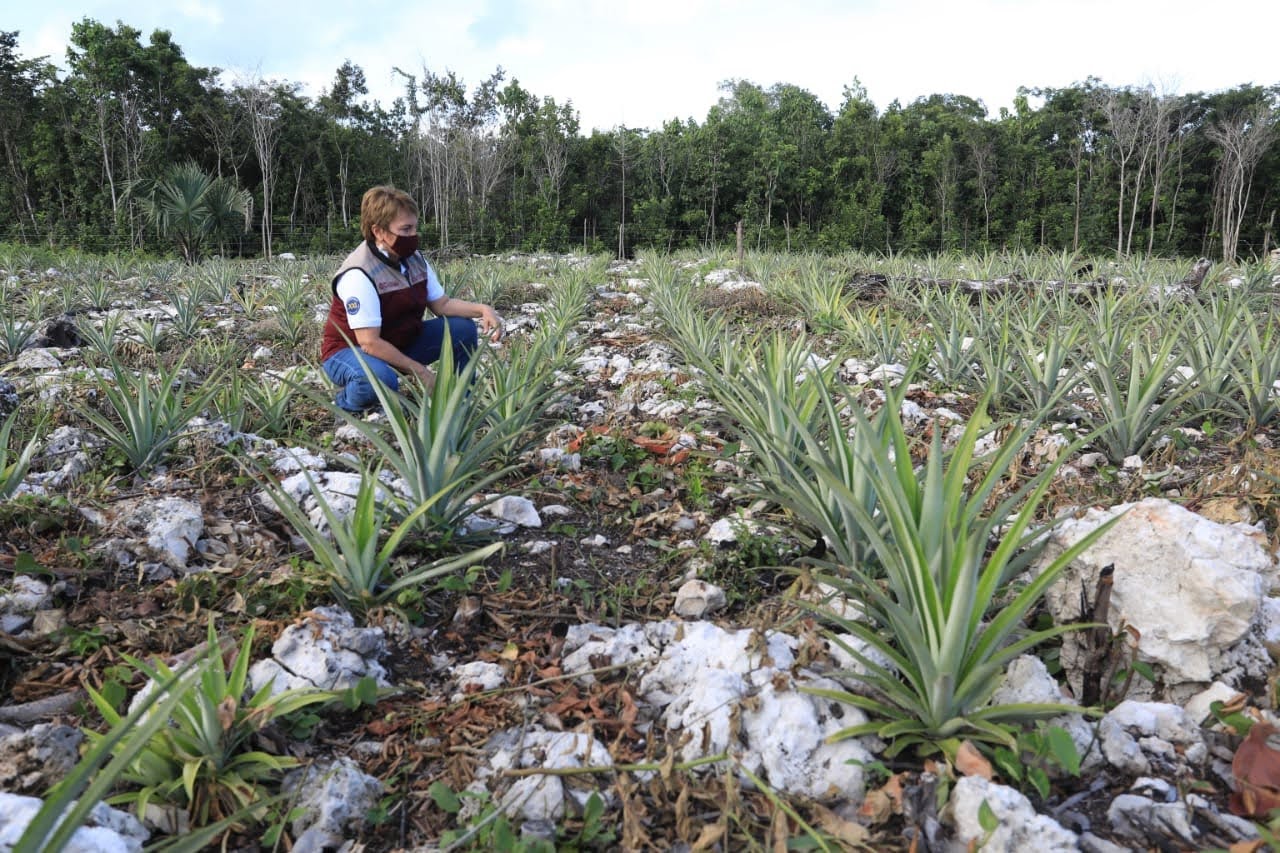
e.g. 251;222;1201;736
345;297;361;315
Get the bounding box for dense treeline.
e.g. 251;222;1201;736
1;21;1277;261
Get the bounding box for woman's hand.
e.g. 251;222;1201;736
412;362;436;391
477;305;504;342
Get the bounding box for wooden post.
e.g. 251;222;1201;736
736;220;744;269
618;223;625;260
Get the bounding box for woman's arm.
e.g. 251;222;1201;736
426;295;503;342
352;326;436;388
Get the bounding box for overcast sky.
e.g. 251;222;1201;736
9;0;1277;132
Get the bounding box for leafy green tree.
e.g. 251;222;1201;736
0;32;55;238
126;161;252;262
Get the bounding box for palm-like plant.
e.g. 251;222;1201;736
805;401;1118;754
1002;320;1084;417
0;313;36;360
127;162;253;264
477;334;570;462
700;331;838;491
1228;316;1280;429
334;339;521;538
73;356;219;473
1;410;38;501
83;620;336;831
1078;325;1202;464
253;462;502;620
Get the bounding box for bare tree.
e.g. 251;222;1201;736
1097;85;1189;256
1207;105;1278;261
1142;92;1188;254
468;132;510;243
238;77;283;258
967;128;996;244
612;125;631;256
1099;86;1156;255
199;97;249;184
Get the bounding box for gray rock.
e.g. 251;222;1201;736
36;426;101;460
537;448;581;471
248;606;388;696
486;495;542;528
283;757;382;853
0;380;18;415
1099;700;1207;776
0;724;83;794
15;348;61;370
949;775;1078;852
672;579;727;619
1107;791;1258;848
0;576;52;634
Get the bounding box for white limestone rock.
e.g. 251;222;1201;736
259;470;388;531
737;672;875;801
0;791;148;853
248;606;388;696
1035;498;1274;698
949;775;1078;853
561;622;676;683
120;497;204;570
989;655;1101;772
561;620;877;802
451;661;507;701
487;729;614;825
1183;681;1241;728
1107;788;1258;849
705;516;758;546
269;446;327;474
15;348;62;370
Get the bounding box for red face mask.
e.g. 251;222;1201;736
389;232;419;258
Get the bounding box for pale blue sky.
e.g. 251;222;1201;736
8;0;1277;131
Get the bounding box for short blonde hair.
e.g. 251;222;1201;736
360;186;418;242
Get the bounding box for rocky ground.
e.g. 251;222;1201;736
2;253;1280;851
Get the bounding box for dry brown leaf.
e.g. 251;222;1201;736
811;802;870;845
1230;722;1280;817
770;807;789;852
956;740;994;780
858;789;893;824
690;823;726;852
1229;840;1266;853
659;749;676;786
216;696;236;731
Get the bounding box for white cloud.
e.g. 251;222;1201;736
176;0;223;26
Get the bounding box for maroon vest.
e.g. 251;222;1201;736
320;241;430;362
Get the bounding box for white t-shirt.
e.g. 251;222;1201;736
334;257;445;330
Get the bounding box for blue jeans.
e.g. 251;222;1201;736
323;317;478;413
